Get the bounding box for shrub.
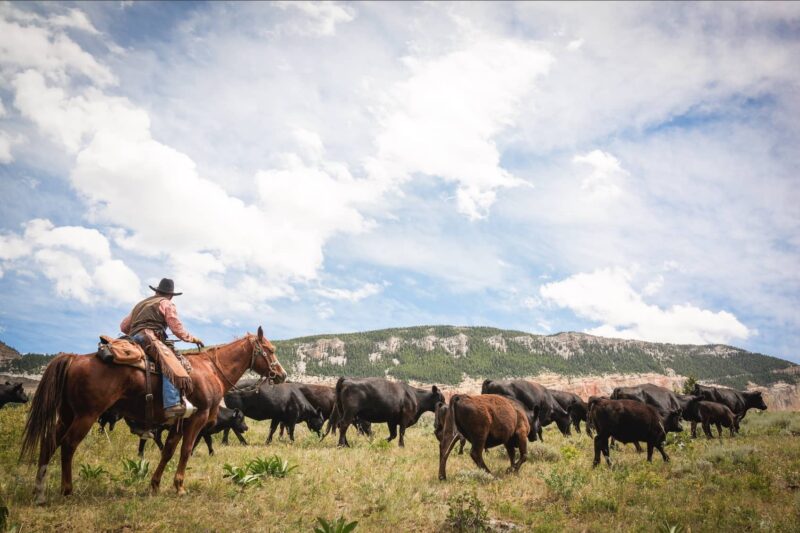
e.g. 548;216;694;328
560;444;579;462
528;442;560;463
544;467;586;500
121;458;149;485
79;464;108;481
314;516;359;533
223;456;297;487
445;492;489;532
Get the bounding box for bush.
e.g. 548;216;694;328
528;442;560;463
544;467;586;500
223;456;297;487
314;516;359;533
445;492;489;532
121;458;149;485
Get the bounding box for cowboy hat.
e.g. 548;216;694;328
149;278;183;296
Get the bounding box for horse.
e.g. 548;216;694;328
20;326;286;505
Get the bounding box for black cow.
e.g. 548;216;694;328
98;410;121;433
676;393;704;438
434;402;466;454
0;381;28;408
192;407;249;455
697;401;738;439
333;377;444;447
589;397;682;467
282;383;372;439
225;382;325;443
611;384;700;429
693;383;767;424
548;389;591;437
481;379;567;441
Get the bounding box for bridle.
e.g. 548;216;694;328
204;335;282;391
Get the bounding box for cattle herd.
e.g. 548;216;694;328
0;376;768;480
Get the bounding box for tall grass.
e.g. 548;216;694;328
1;406;799;531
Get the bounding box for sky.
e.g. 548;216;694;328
0;1;798;363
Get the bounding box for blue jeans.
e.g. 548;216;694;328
131;332;181;409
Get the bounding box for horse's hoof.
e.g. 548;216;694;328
150;482;160;495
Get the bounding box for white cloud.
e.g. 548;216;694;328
276;1;355;36
573;149;627;199
0;219;141;305
540;267;751;345
315;282;383;302
0;131;14;163
369;38;552;219
48;9;100;35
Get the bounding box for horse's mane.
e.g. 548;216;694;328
182;335;252;357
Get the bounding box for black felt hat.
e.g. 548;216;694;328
149;278;183;296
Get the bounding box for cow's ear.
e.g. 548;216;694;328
15;383;22;390
257;326;264;340
431;385;439;394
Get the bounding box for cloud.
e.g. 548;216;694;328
573;149;627;199
315;282;383;302
540;267;751;345
0;219;141;304
369;38;552;219
275;1;355;36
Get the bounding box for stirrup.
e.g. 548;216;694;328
182;398;197;419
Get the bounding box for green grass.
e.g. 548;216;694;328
1;404;799;531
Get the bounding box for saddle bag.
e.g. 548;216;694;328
97;335;146;364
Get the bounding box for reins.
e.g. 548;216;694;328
198;336;280;392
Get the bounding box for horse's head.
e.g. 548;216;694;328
249;326;287;384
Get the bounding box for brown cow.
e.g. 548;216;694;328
438;394;529;480
698;401;738;439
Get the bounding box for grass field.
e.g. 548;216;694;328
1;405;800;532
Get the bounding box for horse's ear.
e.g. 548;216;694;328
257;326;264;340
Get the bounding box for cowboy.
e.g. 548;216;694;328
120;278;204;420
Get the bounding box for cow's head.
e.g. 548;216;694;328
553;405;572;436
527;406;541;442
9;383;28;404
306;408;325;436
692;383;715;401
232;409;249;434
745;391;768;411
663;409;683;433
420;385;445;413
433;401;448;442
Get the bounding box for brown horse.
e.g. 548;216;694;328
20;326;286;505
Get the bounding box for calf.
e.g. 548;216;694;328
589;397;682;467
98;410;121;433
438;394;529;480
482;379;565;440
697;401;738;439
193;407;249;455
433;402;466;454
0;381;28;408
549;389;591;437
693;383;767;425
333;377;444;447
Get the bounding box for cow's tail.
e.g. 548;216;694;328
449;394;467;438
20;353;74;463
323;377;346;438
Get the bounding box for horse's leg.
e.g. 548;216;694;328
60;415;96;497
173;414;209;496
34;410;72;505
150;426;182;494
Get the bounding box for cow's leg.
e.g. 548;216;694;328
398;423;407;448
702;421;713;439
337;407;355;448
204;434;214;455
656;443;669;463
154;429;165;450
222;428;230;445
504;443;517;472
150;426;182;494
287;422;296;442
729;424;735;438
59;415;95;497
691;421;698;438
173;413;208;496
191;433;202;455
267;419;279;444
715;422;723;439
386;423;397;442
646;442;654;462
138;438;147;458
593;436;602;467
469;442;491;474
537;425;543;442
233;429;248;445
458;436;466;455
633;441;643;453
279;423;285;439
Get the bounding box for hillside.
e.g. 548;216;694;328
273;325;797;389
0;339;21;363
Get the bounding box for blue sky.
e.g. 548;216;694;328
0;2;798;363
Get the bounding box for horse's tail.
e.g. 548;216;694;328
323;377;346;438
20;353;75;463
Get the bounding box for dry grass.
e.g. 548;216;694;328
1;406;799;532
